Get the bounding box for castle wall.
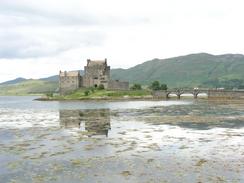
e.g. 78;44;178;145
108;80;129;90
59;71;81;95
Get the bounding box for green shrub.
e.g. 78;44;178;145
130;83;142;90
84;90;90;96
98;84;105;90
46;93;53;97
90;87;95;93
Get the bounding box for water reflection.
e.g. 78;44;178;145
59;109;111;136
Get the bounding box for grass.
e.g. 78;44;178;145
49;88;152;100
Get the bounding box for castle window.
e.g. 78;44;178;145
93;77;98;79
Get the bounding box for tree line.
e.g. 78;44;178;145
130;81;167;91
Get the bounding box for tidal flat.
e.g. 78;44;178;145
0;96;243;183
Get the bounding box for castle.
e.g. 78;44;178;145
59;59;129;95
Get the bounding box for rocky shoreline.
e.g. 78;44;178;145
34;95;158;101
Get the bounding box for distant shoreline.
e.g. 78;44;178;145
34;95;158;101
34;97;244;103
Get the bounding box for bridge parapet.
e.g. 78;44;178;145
152;89;244;99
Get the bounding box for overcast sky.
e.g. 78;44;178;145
0;0;244;82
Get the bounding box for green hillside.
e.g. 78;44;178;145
1;53;244;95
111;53;244;88
0;79;58;95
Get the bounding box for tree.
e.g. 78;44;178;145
130;83;142;90
150;81;168;90
160;84;168;90
150;81;161;90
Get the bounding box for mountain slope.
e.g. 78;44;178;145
0;80;58;95
0;77;27;85
111;53;244;88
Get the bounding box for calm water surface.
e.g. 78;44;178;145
0;96;243;183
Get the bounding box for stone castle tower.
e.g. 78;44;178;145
59;59;129;95
83;59;110;88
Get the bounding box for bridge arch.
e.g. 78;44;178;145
196;92;208;98
180;93;195;98
157;89;209;99
153;89;244;99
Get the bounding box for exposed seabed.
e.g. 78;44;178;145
0;97;243;183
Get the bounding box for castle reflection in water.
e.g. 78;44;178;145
59;109;111;137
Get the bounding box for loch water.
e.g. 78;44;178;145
0;96;243;183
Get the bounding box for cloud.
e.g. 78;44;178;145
0;0;149;27
0;0;149;59
0;0;244;82
0;2;98;27
0;27;106;59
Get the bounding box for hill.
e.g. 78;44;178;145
0;77;27;85
0;79;58;95
111;53;244;88
1;53;244;95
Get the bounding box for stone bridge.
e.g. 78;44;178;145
152;89;244;99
